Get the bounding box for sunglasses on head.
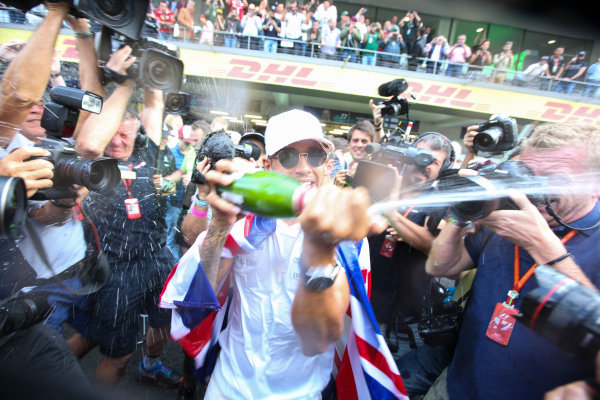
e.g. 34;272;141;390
273;147;327;168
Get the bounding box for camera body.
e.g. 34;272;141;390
97;29;184;92
474;114;518;155
440;160;547;221
29;87;120;200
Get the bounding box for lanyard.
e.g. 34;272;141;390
121;163;134;199
506;229;577;306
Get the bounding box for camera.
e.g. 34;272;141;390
516;265;600;365
0;176;27;240
377;79;411;129
5;0;149;40
418;280;462;346
98;29;184;92
473;114;518;155
30;86;120;200
438;160;547;221
0;290;53;338
190;131;261;185
164;92;191;115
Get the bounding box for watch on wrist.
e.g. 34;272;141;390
301;258;342;291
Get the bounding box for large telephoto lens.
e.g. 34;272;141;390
474;126;504;152
0;176;27;240
518;266;600;365
55;158;120;194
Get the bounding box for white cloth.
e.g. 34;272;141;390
7;133;86;278
519;62;549;81
205;219;334;399
242;14;263;36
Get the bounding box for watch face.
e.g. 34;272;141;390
305;276;335;291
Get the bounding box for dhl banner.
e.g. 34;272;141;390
2;28;599;126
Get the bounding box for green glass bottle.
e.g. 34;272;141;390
217;170;314;218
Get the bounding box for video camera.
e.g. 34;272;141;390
473;114;518;155
377;78;411;130
165;92;192;116
5;0;149;41
439;160;547;221
98;32;184;93
30;86;120;200
517;266;600;365
190;131;262;185
0;176;27;240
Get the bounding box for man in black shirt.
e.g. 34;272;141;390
554;51;588;94
71;46;181;388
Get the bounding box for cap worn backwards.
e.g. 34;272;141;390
264;109;333;157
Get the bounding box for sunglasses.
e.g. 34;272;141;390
273;147;327;168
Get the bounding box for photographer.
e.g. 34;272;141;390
368;132;456;398
379;26;405;68
262;7;281;53
423;35;449;74
70;46;182;388
425;122;600;399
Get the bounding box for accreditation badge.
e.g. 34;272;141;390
485;302;519;346
125;198;142;219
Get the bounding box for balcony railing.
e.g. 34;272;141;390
2;12;598;100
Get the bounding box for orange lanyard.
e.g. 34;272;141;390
507;230;577;306
403;206;414;218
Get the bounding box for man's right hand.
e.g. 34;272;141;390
463;124;480;154
204;158;254;228
0;147;54;198
334;169;348;188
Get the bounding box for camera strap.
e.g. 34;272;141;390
23;204;109;297
485;229;576;346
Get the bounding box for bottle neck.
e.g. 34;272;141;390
292;183;315;214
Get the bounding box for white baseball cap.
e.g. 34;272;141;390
265;109;334;157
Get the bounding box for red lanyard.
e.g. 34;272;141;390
121;164;133;199
506;229;577;306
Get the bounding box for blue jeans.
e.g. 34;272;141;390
341;50;357;63
554;80;577;94
225;36;238;48
165;203;182;262
362;54;376;66
396;343;455;397
583;79;600;97
263;38;278;53
33;275;84;334
445;63;464;78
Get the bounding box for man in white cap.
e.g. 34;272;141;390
199;109;378;398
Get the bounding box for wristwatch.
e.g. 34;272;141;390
301;259;342;291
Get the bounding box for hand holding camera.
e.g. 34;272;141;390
0;147;54;198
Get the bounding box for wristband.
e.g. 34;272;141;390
50;199;75;209
50;72;61;78
446;214;470;228
191;208;208;218
195;197;208;208
544;252;572;266
75;32;94;38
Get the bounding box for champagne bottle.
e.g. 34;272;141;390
217;170;314;218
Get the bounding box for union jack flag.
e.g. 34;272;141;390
159;214;408;398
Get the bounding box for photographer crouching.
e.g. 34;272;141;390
424;122;600;400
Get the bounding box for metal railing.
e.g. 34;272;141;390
2;13;599;100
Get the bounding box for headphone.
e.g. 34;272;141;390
412;131;456;172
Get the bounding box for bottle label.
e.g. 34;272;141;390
221;191;244;206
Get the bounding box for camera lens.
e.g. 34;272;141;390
55;158;120;194
474;126;504;152
139;49;184;92
0;176;27;240
147;58;170;86
96;0;126;19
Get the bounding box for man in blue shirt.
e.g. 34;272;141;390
425;121;600;400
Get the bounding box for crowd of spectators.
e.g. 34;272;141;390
1;3;600;400
1;0;598;96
